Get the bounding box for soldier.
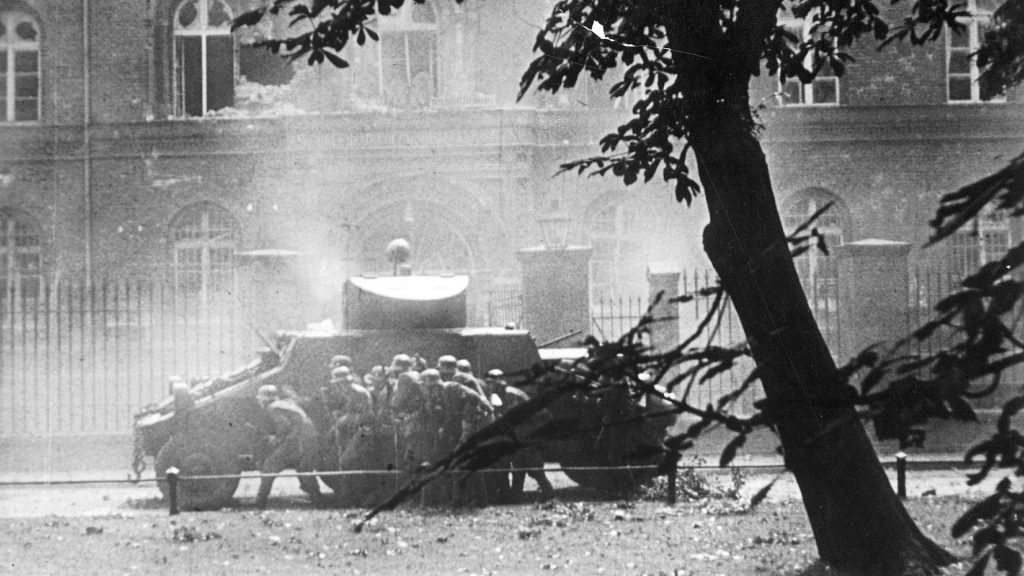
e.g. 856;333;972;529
487;369;554;498
405;369;446;465
390;370;425;469
328;366;375;457
436;354;458;382
452;370;489;403
440;376;499;504
255;384;325;509
329;354;354;372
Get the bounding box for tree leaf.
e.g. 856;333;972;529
719;434;746;467
748;477;777;510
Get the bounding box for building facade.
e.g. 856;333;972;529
0;0;1019;325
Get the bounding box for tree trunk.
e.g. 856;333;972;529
691;125;956;575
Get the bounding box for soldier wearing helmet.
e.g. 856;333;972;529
485;370;554;498
389;353;413;377
452;370;489;403
329;355;354;371
436;355;458;382
403;368;446;475
254;384;325;509
328;366;375;468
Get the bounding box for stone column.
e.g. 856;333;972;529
647;264;681;355
836;239;911;359
516;245;592;347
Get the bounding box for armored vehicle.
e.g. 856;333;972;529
133;274;674;509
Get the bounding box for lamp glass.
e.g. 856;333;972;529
538;212;571;248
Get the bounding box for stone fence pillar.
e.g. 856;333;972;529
836;239;911;360
647;265;681;355
516;245;592;346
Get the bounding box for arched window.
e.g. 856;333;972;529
358;3;439;108
0;11;40;122
169;202;237;300
588;202;648;299
173;0;235;116
782;189;848;298
0;209;41;297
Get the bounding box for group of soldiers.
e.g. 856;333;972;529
252;352;553;509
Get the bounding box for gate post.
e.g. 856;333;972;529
516;245;592;346
836;240;911;360
646;264;680;355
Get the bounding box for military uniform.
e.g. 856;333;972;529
494;383;554;496
256;398;324;508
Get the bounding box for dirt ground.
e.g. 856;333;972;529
0;467;1003;576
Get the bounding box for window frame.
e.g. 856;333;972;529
172;0;236;117
0;209;42;298
946;7;1005;104
0;11;40;123
169;202;238;303
777;19;840;107
370;4;440;108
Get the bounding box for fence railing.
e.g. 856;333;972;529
486;284;524;328
0;276;256;437
590;293;647;342
589;268;842;415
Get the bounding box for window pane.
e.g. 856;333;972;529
949;29;970;48
208;0;232;27
381;34;407;81
205;34;235;111
407;33;434;79
178;36;204;116
980;74;1002;101
15;74;36;97
812;78;837;103
781;79;802;104
948;50;970;74
14;21;36;42
14;98;35;121
178;0;199;28
13;51;34;73
948;76;972;100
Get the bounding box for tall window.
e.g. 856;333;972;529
0;210;41;298
170;202;237;300
0;12;39;122
356;3;439;108
778;20;839;106
173;0;234;116
783;189;847;299
588;203;647;298
946;6;1002;103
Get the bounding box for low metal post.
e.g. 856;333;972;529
895;452;907;499
667;465;677;505
166;466;180;515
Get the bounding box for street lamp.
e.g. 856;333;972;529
537;211;571;249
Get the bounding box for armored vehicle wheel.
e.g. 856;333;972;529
156;440;241;511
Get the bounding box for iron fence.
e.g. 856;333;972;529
0;276;256;437
590;293;647;342
485;284;524;328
